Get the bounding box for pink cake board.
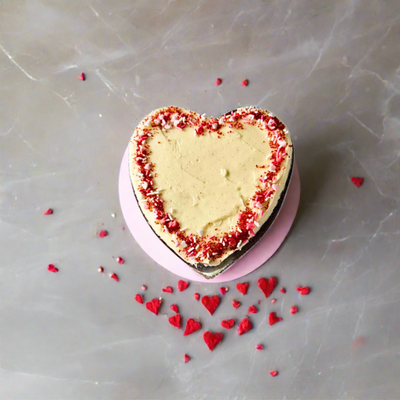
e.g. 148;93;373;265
119;146;300;283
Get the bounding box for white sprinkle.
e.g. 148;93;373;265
212;252;218;256
269;164;276;172
180;227;187;232
237;240;242;248
111;213;116;218
238;227;242;232
222;241;226;246
220;238;223;243
188;247;194;252
144;163;151;170
144;119;152;127
218;117;224;125
170;208;174;214
201;113;206;119
220;168;227;177
165;124;171;129
254;221;260;227
198;229;204;236
142;181;148;189
228;235;232;237
195;245;199;250
180;242;187;248
272;184;279;190
266;154;271;159
212;123;218;129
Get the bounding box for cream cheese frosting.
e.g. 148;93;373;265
129;106;293;272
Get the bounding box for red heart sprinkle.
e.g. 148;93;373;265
170;304;179;313
271;298;276;304
43;208;53;215
296;286;310;295
184;354;191;363
269;312;282;325
219;287;229;296
215;78;222;86
221;319;235;329
270;370;278;377
183;318;202;336
232;300;241;309
290;306;298;314
201;295;220;315
255;344;264;350
241;79;249;86
236;282;249;295
47;264;58;273
203;331;223;351
162;286;173;293
237;318;252;335
146;298;161;315
116;257;124;264
98;266;104;273
248;305;258;314
280;287;286;294
110;272;119;282
98;230;108;238
351;177;364;187
78;72;86;81
193;293;200;301
258;277;277;298
178;280;189;292
135;294;143;304
168;314;182;329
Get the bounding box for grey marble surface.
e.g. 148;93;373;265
1;0;400;399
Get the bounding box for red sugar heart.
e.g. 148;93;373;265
193;293;200;301
296;286;310;295
178;280;189;292
135;294;143;304
170;304;179;313
270;370;278;377
236;282;249;295
214;78;222;86
221;319;235;329
280;287;286;294
269;312;282;326
110;272;119;282
98;230;108;238
241;79;249;86
219;287;229;296
255;344;264;350
43;208;53;215
248;305;258;314
351;177;364;188
146;298;161;315
290;306;298;314
78;72;86;81
237;318;252;335
162;286;173;293
168;314;181;329
184;354;191;363
257;277;277;298
203;331;223;351
47;264;58;273
183;318;202;336
201;295;220;315
232;300;241;309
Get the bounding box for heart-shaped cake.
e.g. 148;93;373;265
129;106;293;279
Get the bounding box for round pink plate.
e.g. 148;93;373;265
119;146;300;283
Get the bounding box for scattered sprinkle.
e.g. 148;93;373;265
47;264;58;273
111;213;116;218
110;273;119;282
193;293;200;301
201;295;220;315
271;298;276;304
98;266;104;273
215;77;222;86
232;300;241;309
135;294;144;304
178;280;189;292
43;208;53;215
170;304;179;313
221;319;235;329
116;257;124;264
255;344;264;350
248;305;258;314
270;370;278;377
183;318;202;336
351;177;364;188
237;317;252;335
290;306;298;314
184;354;191;363
162;286;173;293
146;298;161;315
98;230;108;238
241;79;249;86
78;72;86;81
219;287;229;296
141;285;147;291
296;286;310;295
269;312;282;325
168;314;182;329
236;282;249;295
203;331;223;351
280;287;286;294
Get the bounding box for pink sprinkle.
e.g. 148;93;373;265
116;257;124;264
47;264;58;273
98;230;108;238
184;354;191;363
271;298;277;304
78;72;86;81
193;293;200;301
98;266;104;273
241;79;249;86
270;370;278;377
141;285;147;291
215;77;222;86
110;273;119;282
255;344;264;350
280;287;286;294
290;306;298;314
43;208;53;215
